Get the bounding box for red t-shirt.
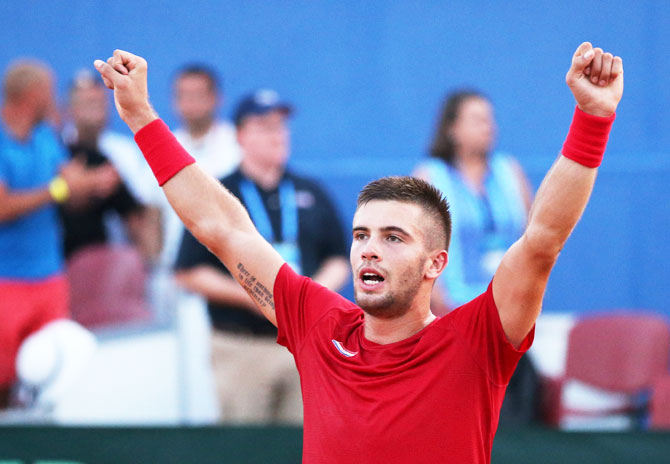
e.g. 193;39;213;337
275;264;534;464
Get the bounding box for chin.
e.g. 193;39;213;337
354;291;407;319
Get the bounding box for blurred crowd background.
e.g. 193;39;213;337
0;0;669;433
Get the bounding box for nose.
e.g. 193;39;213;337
360;239;381;261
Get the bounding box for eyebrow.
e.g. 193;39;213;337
352;226;412;236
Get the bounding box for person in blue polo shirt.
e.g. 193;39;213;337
0;59;105;408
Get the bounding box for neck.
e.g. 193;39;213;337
187;119;214;139
240;157;284;190
74;127;100;149
456;149;488;166
455;151;489;190
1;105;35;141
363;303;436;345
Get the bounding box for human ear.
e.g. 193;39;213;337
425;250;448;279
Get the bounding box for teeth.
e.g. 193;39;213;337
362;272;383;285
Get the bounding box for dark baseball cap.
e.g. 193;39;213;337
233;89;293;127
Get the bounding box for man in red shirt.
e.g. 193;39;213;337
94;42;623;463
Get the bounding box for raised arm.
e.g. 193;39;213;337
493;42;623;347
94;50;284;326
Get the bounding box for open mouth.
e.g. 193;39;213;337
359;269;385;287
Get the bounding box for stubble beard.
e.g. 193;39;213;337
354;265;424;320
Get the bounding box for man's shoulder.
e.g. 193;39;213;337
172;125;187;138
285;171;334;206
211;120;237;135
285;170;321;190
299;290;364;336
277;264;358;311
175;120;236;142
100;130;137;149
440;284;497;327
33;123;62;146
99;130;143;167
0;122;59;149
219;168;244;189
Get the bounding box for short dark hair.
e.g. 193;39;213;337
430;89;488;166
357;176;451;251
174;64;220;93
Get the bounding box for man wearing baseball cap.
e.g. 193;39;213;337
175;89;350;424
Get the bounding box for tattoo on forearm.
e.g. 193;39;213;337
237;262;275;310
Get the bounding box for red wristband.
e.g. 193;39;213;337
134;119;196;186
561;106;615;168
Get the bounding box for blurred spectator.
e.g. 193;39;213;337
63;69;159;207
144;65;241;422
60;70;161;262
175;90;349;424
161;64;241;267
414;90;532;314
0;59;98;408
414;90;540;426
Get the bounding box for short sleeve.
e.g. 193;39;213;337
44;125;68;171
274;263;357;354
38;124;68;182
447;281;534;385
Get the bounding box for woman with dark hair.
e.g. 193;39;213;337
414;90;532;314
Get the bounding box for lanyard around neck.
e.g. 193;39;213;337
239;178;298;243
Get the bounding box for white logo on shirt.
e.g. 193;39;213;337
332;339;358;357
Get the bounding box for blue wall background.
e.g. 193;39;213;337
1;1;668;315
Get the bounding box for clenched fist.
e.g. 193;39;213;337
94;50;158;133
566;42;623;117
